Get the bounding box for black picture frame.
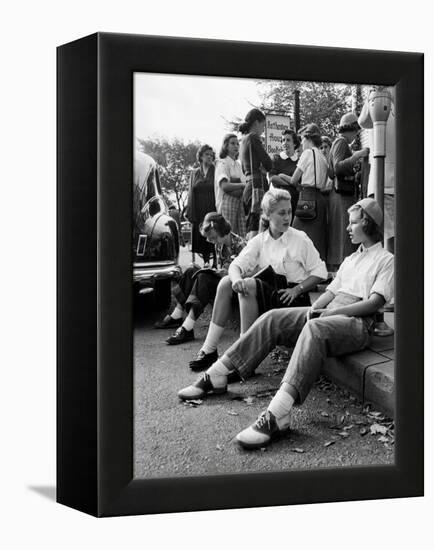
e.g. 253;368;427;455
57;32;424;517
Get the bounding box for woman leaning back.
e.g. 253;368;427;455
214;133;246;238
155;212;246;344
327;113;370;272
185;144;217;266
187;188;327;372
239;108;272;240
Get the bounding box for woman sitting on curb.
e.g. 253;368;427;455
187;188;327;372
155;212;245;345
178;198;394;450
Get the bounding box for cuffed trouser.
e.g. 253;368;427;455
222;308;372;404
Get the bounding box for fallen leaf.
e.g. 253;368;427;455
338;431;350;438
227;410;239;416
370;423;388;435
378;436;389;443
244;396;255;405
321;411;329;417
216;444;223;451
324;440;336;447
186;399;203;406
292;448;305;453
343;425;354;430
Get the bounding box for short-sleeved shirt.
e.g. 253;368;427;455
326;242;394;304
296;147;329;189
214;157;245;211
230;227;328;284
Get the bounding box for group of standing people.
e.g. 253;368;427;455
185;107;369;273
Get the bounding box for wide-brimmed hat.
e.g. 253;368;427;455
338;113;360;132
354;198;383;226
299;123;321;139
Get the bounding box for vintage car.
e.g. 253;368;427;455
133;149;181;307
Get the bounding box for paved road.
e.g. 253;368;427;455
133;253;394;479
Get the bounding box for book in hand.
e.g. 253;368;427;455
253;265;287;289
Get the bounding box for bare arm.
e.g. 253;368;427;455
220;178;245;196
289;167;303;186
320;293;385;318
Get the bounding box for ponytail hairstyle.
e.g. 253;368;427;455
347;204;383;243
200;212;232;238
260;188;292;230
238;108;266;134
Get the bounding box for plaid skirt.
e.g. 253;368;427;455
220;193;246;238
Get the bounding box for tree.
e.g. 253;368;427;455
137;137;200;216
257;80;353;138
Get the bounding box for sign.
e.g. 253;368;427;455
264;114;291;156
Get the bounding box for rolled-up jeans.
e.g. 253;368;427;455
222;306;372;404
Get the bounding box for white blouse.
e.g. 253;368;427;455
214;157;245;211
230;227;327;284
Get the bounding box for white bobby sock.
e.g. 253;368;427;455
268;388;295;419
201;322;225;354
181;312;195;332
171;304;184;320
207;360;231;388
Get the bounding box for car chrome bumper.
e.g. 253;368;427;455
133;263;182;284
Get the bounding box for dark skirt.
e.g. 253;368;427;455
173;266;222;318
327;187;357;267
293;188;327;260
255;280;310;316
243;173;268;233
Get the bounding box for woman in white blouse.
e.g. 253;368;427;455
215;134;246;238
188;188;327;371
289;123;329;260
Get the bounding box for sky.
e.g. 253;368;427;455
134;73;264;152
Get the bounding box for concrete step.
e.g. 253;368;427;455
323;333;395;417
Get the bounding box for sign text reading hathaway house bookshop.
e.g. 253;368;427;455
264;113;291;156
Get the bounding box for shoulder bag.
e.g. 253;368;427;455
294;149;317;221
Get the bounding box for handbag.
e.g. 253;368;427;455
295;149;317;220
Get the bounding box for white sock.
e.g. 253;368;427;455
268;388;295;419
182;312;195;332
207;360;231;388
201;322;225;354
171;304;184;320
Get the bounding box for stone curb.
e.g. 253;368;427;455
323;334;395;417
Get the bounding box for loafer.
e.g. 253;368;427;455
236;410;291;450
189;349;218;372
166;327;194;345
154;316;183;329
178;372;227;401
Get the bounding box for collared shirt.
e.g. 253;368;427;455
231;227;327;283
214;157;245;211
327;242;394;303
279;151;298;162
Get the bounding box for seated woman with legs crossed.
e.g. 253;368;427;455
187;188;327;371
179;198;394;450
155;212;245;345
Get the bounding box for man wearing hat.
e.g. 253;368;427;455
178;198;393;450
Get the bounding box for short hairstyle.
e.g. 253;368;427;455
219;133;238;159
200;212;232;238
347;204;383;242
196;144;215;163
281;129;301;149
239;108;266;134
260;188;292;229
338;121;361;134
321;135;332;148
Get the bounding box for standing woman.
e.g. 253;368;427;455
239;108;272;239
269;129;301;218
186;144;217;266
289;124;329;261
215;134;246;238
327;113;369;272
